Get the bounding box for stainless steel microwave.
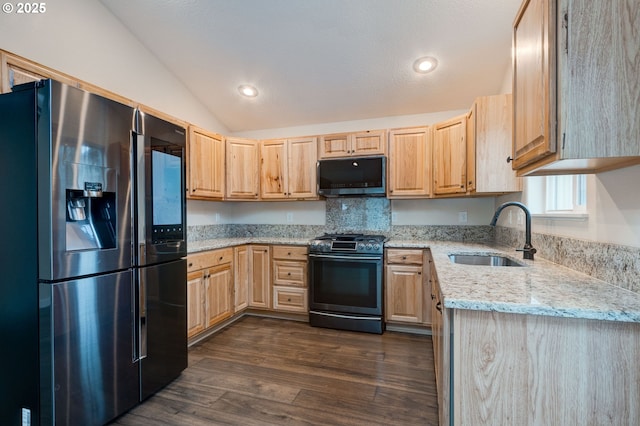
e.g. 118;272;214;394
317;156;386;197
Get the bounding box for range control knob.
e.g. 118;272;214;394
366;243;373;250
373;243;380;250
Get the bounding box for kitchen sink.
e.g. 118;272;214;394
448;253;526;267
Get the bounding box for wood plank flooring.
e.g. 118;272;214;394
110;316;439;425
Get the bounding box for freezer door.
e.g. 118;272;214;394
134;111;186;267
37;79;134;281
39;270;139;425
138;258;188;400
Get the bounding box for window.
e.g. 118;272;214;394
526;174;588;218
545;175;587;213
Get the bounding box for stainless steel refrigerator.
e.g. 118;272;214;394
0;79;187;425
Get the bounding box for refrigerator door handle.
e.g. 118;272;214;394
138;269;148;360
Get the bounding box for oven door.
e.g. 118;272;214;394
308;252;383;316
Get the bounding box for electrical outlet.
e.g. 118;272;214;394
215;213;220;223
286;212;293;223
391;212;398;223
458;211;468;223
517;211;524;225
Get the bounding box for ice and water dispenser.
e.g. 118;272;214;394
65;171;117;251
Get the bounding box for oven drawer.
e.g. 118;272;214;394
272;245;308;261
273;286;308;312
273;260;307;287
385;249;423;265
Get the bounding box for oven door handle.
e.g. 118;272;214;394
308;253;382;261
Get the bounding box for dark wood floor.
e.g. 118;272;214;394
111;316;439;425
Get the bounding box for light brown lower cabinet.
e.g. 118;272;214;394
271;245;308;313
186;248;234;339
433;299;640;425
384;249;431;326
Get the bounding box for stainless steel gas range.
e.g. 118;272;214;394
308;233;387;334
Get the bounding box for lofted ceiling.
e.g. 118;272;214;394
100;0;522;132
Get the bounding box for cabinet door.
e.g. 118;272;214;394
186;270;206;338
188;126;225;199
233;246;249;312
387;127;431;198
465;105;476;193
351;130;386;156
433;115;467;195
260;139;287;199
512;0;556;169
474;94;522;193
226;137;259;199
318;133;350;158
287;137;317;199
385;264;423;323
249;245;271;309
205;265;233;327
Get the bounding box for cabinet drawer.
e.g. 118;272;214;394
273;260;307;287
272;245;307;261
385;249;424;265
187;247;233;272
273;286;308;312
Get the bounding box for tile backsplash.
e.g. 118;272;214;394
187;200;639;295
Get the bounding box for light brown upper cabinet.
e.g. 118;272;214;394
433;115;467;195
260;137;318;200
468;94;522;194
187;126;225;200
512;0;640;176
387;127;431;198
226;137;260;199
318;130;386;158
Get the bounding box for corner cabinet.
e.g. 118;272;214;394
512;0;640;176
469;94;522;194
187;126;225;200
260;137;317;200
433;115;467;195
387;127;432;198
226;137;260;199
318;130;386;158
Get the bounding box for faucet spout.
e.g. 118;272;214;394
490;201;537;260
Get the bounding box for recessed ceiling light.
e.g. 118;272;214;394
413;56;438;74
238;84;259;97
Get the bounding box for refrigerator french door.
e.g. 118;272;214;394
133;111;188;400
0;79;188;425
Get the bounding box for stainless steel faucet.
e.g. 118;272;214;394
490;201;537;260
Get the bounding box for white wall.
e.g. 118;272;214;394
392;198;496;226
0;0;227;133
496;165;640;248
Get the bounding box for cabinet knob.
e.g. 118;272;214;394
287;272;291;276
287;298;292;302
506;156;513;163
402;256;407;260
188;262;193;267
219;256;223;261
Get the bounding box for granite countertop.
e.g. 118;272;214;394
387;240;640;323
188;237;311;253
188;237;640;323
